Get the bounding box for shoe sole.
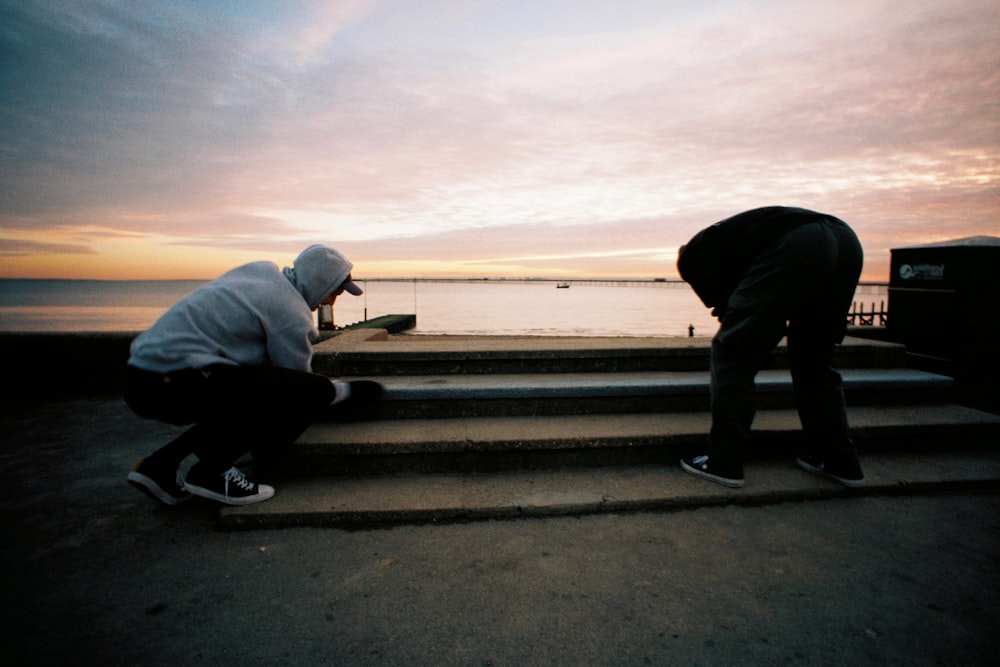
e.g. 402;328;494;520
182;481;276;506
680;459;744;488
127;471;191;506
796;458;864;488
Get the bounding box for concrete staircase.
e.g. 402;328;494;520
219;331;1000;529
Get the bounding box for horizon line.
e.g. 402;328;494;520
0;276;892;287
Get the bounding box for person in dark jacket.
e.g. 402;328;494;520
676;206;865;488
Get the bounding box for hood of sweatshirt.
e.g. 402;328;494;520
283;245;354;309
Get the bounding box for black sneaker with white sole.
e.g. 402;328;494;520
680;455;745;488
182;465;275;505
128;458;191;506
796;454;864;487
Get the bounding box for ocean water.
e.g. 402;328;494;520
0;278;888;337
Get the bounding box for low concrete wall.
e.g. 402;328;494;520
845;325;894;342
0;332;139;399
0;319;411;399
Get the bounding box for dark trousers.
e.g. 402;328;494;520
708;219;864;466
125;364;335;481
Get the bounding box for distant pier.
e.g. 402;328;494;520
361;277;890;291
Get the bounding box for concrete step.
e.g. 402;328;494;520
328;368;956;420
291;404;1000;476
219;449;1000;530
313;334;907;376
221;326;1000;530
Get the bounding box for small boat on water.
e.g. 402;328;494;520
556;282;570;289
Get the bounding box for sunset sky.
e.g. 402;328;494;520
2;0;997;281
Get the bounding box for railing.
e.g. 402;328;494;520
847;300;888;327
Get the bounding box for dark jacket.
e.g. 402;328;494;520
677;206;846;316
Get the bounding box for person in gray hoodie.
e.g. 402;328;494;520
125;245;380;506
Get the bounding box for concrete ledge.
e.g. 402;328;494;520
345;313;415;333
219;450;1000;530
313;335;908;376
298;404;1000;456
0;331;140;397
364;368;951;401
314;328;391;352
320;368;956;420
286;403;1000;477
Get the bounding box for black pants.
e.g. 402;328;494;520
125;364;335;482
708;219;864;466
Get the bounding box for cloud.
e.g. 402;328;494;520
0;237;96;256
0;1;248;213
1;0;997;280
274;0;381;65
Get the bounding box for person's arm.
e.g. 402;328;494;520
265;320;316;372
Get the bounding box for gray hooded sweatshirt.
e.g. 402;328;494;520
128;246;353;373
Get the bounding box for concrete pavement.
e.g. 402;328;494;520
2;395;998;665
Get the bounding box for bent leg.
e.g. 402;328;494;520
124;366;214;471
789;220;863;457
185;365;336;480
708;223;839;466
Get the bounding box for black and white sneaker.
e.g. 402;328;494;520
680;455;744;488
182;465;275;505
128;458;191;506
796;454;864;488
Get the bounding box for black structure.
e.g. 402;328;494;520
888;236;1000;391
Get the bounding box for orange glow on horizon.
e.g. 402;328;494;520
1;246;895;283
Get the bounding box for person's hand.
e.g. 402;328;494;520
346;380;383;401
